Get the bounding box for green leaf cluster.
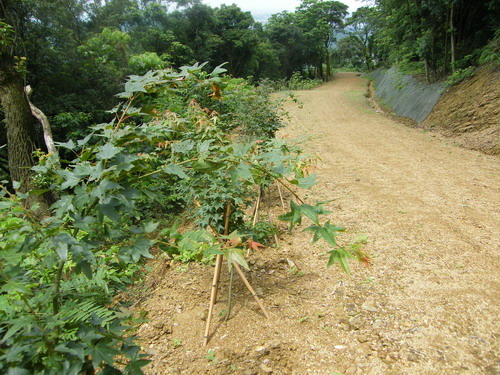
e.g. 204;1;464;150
1;63;362;373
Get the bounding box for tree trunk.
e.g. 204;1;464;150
326;49;331;81
0;52;37;192
450;3;456;73
424;58;430;83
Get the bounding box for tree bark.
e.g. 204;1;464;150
450;3;456;73
0;52;37;192
424;58;430;83
326;49;331;81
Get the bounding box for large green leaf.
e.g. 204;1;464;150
58;170;83;190
96;144;123;161
125;359;152;375
89;343;121;368
230;162;254;183
304;221;345;247
98;203;120;222
172;140;194;154
164;164;188;179
278;201;302;230
210;63;228;77
296;174;317;189
327;248;354;274
192;160;223;173
226;248;249;271
119;238;154;263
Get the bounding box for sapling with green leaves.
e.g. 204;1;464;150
0;63;368;372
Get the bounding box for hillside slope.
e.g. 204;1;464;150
422;66;499;155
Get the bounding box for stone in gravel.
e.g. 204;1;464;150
345;303;356;312
349;316;363;330
244;370;257;375
407;353;419;362
164;367;180;374
198;309;209;321
372;320;384;329
152;321;164;329
259;363;273;374
357;335;369;343
254;346;270;356
268;340;281;349
345;366;357;375
361;303;378;312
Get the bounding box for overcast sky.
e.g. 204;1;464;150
201;0;367;17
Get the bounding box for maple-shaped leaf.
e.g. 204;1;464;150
229;236;242;247
278;201;302;230
247;238;265;252
349;237;371;267
209;82;222;100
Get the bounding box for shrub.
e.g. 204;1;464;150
445;66;475;87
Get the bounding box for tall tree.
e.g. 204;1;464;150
348;6;377;71
0;3;38;192
297;0;348;81
265;11;308;78
212;4;261;77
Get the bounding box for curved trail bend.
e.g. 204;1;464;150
141;72;499;375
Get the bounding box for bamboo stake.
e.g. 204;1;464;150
252;187;262;226
248;188;263;256
233;262;270;319
213;203;232;301
204;203;231;346
203;254;223;346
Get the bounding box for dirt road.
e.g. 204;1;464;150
141;73;500;374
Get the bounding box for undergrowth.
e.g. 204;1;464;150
0;63;368;374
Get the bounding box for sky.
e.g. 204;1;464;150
201;0;367;20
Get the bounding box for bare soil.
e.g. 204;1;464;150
421;66;500;155
137;73;500;375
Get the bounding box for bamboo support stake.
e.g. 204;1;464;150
214;203;232;301
233;262;270;319
204;203;231;346
203;254;223;346
265;188;280;247
252;187;262;226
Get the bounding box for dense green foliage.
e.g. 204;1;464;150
0;0;351;168
0;64;368;373
2;0;496;170
334;1;499;81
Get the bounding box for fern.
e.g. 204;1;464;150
60;300;115;327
